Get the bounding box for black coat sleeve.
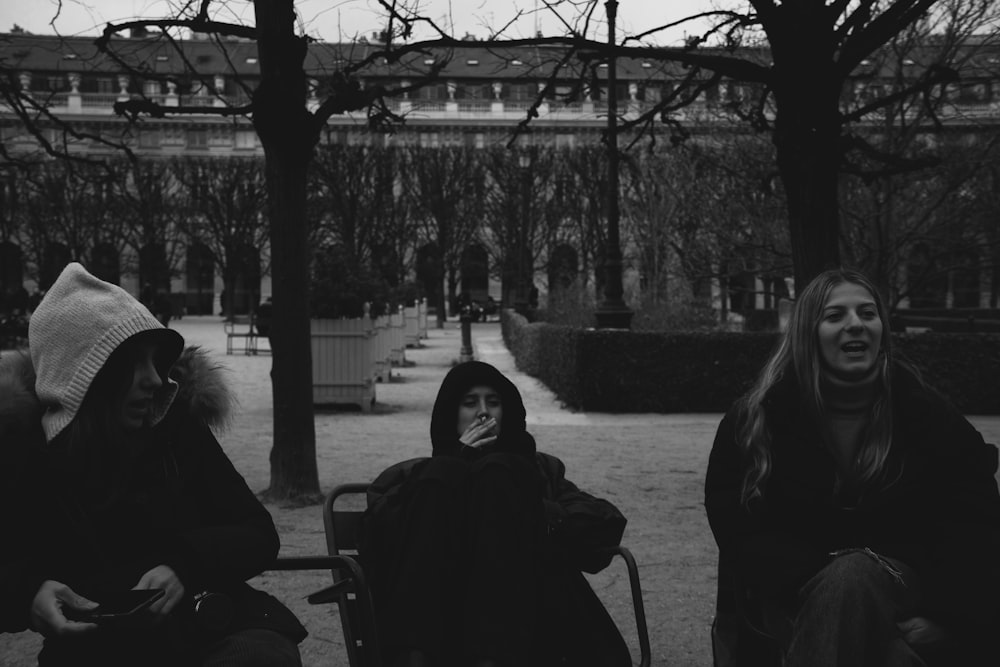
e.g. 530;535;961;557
537;453;627;573
0;441;50;633
162;423;279;592
916;400;1000;633
705;409;828;600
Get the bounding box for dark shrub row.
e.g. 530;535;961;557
501;310;1000;414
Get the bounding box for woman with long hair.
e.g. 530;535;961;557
706;268;1000;666
0;263;305;666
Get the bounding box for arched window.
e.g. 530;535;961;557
548;243;579;293
90;243;120;285
185;243;215;315
41;242;71;290
0;240;23;294
460;244;489;302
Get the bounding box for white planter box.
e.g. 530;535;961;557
371;315;392;382
311;317;376;411
418;299;429;339
388;308;406;366
404;304;421;348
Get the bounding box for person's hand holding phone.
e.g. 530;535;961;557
30;580;99;637
133;564;185;619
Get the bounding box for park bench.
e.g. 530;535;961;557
224;313;259;355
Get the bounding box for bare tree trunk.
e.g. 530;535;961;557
253;0;320;501
769;12;842;291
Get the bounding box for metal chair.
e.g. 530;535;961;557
267;553;381;667
324;482;652;667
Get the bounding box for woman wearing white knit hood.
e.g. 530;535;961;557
0;263;304;666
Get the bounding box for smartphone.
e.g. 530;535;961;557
68;589;165;622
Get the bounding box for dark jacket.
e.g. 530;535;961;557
362;361;629;665
417;360;625;569
366;450;626;573
705;365;1000;634
0;346;279;635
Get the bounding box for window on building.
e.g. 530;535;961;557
187;129;207;148
235;130;257;150
96;78;114;94
419;132;440;148
143;80;161;97
417;84;445;100
509;84;533;101
555;134;576;149
459;83;491;100
208;126;233;147
322;129;346;145
704;83;720;105
138;130;160;148
160;126;185;146
554;85;573;101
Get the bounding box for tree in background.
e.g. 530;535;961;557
83;0;414;500
379;0;1000;290
110;159;187;296
172;157;270;320
16;162;134;286
402;145;484;326
7;0;1000;498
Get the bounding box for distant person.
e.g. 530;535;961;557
483;295;498;321
706;268;1000;666
153;290;173;327
360;361;631;667
255;298;273;344
0;263;305;666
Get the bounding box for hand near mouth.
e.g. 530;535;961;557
460;417;498;447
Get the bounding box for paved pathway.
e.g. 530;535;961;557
3;316;998;667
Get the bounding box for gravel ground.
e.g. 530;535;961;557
3;316;998;667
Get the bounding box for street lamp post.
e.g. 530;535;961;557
594;0;634;329
515;152;532;316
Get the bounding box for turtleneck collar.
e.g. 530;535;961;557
820;362;880;415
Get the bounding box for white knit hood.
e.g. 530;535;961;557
28;262;184;443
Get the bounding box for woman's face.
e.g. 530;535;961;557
817;281;883;380
456;384;503;438
114;340;165;431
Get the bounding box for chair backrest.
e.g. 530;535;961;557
323;483;377;667
324;482;370;557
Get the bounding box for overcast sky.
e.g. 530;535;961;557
3;0;722;45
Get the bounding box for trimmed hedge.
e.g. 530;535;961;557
501;310;1000;414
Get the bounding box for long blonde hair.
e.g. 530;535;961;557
737;269;894;505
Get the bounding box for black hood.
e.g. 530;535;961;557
429;361;535;457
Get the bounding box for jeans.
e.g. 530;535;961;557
775;551;926;667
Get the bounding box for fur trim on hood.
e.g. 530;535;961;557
0;345;235;447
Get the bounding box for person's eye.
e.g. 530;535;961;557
824;311;841;322
487;398;501;408
860;309;878;320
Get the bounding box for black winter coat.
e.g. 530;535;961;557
365;450;628;573
705;366;1000;635
0;347;280;638
360;361;629;666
